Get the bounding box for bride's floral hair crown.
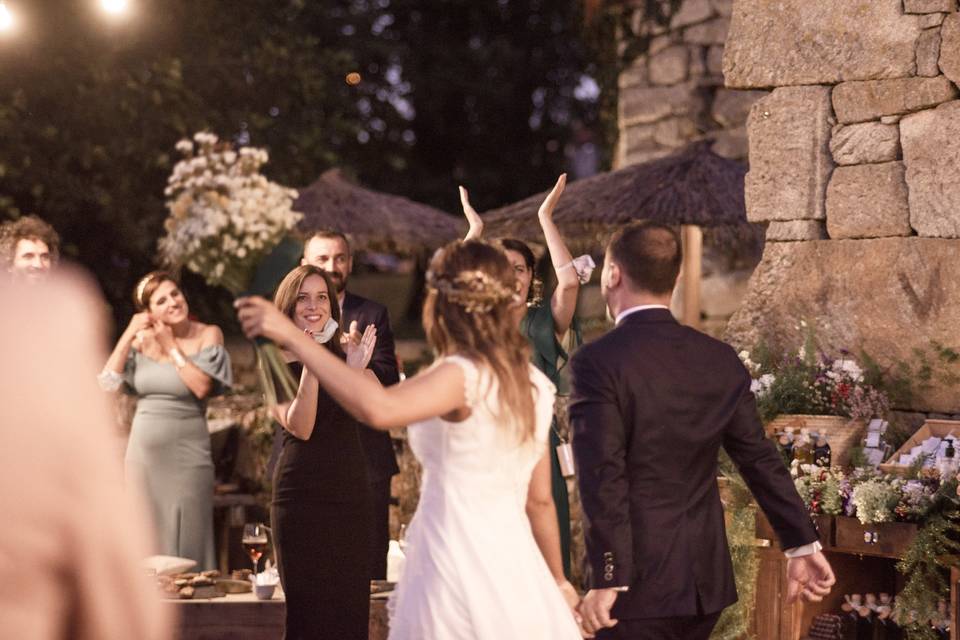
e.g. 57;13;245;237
426;268;518;314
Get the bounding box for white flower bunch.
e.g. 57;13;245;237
851;477;902;524
158;132;302;293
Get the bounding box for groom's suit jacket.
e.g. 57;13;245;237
569;308;817;619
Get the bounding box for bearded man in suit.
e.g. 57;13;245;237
570;221;835;639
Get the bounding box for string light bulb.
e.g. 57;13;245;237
0;1;15;32
100;0;129;15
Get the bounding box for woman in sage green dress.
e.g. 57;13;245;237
460;174;588;577
99;271;232;570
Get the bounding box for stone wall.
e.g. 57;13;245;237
617;0;766;165
616;0;768;334
722;0;960;413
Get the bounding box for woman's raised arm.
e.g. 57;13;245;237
236;296;466;429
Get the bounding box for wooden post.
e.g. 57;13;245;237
680;224;702;329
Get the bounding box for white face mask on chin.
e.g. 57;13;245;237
312;318;339;344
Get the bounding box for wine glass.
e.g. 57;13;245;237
241;523;269;574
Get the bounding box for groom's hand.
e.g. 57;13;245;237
580;588;620;635
786;551;835;603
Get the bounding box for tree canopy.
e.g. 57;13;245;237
0;0;609;324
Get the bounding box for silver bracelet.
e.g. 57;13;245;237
97;369;124;392
556;254;596;284
169;348;187;369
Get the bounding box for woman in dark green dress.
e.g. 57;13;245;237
460;174;589;577
99;272;232;570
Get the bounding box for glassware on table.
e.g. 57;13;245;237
241;522;269;573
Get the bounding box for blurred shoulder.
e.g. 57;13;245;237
196;322;224;345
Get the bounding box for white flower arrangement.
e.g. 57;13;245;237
158;131;302;406
851;477;903;524
158;131;302;294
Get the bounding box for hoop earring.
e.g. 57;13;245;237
527;278;544;308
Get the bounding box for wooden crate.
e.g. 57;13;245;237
765;415;866;469
880;419;960;476
833;516;918;559
756;511;834;548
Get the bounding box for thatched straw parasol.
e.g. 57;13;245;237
483;140;748;249
295;169;464;253
482;141;758;328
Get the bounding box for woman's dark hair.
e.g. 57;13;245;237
273;264;344;356
500;238;535;271
500;238;546;304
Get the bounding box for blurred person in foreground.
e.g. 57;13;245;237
0;268;172;640
0;214;60;283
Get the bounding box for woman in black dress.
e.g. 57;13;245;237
271;264;378;640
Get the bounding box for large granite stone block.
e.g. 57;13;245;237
619;82;705;126
711;89;767;128
618;56;649;90
766;220;828;242
904;0;957;12
829;122;900;165
832;76;958;123
940;13;960;85
684;17;729;45
825;163;911;239
649;45;689;85
900;99;960;237
744;86;834;222
724;0;921;88
671;0;715;29
916;28;942;77
725;238;960;412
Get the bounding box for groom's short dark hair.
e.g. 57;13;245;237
607;222;682;295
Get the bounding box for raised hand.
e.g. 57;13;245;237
346;324;377;370
125;311;153;338
537;173;567;223
786;551;836;603
459;185;484;241
235;296;302;348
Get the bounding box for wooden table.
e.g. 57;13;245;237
165;591;390;640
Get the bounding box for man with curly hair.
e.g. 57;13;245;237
0;215;60;283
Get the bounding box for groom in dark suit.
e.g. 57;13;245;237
570;222;835;639
303;230;401;580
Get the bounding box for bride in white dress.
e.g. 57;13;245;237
237;240;583;639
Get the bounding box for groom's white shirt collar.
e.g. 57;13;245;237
615;304;670;326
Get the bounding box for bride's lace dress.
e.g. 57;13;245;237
387;355;582;640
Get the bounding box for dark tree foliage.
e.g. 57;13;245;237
0;0;607;325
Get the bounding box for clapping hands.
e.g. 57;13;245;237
342;320;377;370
